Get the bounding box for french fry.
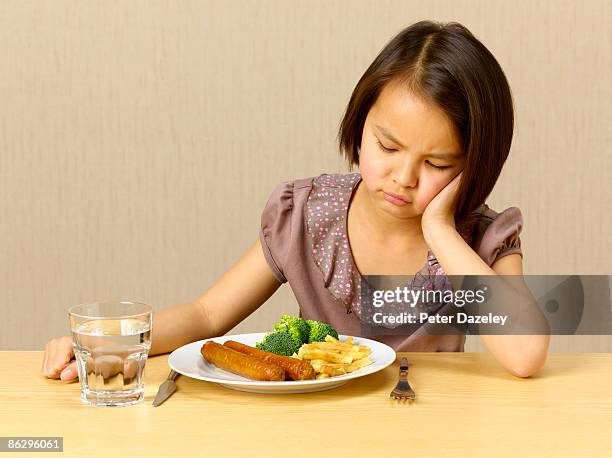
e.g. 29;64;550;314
310;359;347;369
299;348;354;364
308;343;359;355
319;338;370;353
298;336;373;379
314;342;365;352
319;365;347;376
308;359;328;372
347;357;373;372
349;352;368;361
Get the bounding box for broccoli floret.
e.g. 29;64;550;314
273;315;310;344
306;320;339;343
256;331;302;356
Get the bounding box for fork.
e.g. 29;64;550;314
390;356;416;401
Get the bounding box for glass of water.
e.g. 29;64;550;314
68;301;153;407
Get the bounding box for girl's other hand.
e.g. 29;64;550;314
421;171;463;230
42;336;78;381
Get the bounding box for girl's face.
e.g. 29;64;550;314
359;82;465;219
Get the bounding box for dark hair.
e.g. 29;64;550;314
337;20;514;224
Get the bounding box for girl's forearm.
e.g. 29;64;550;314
424;223;500;276
424;224;550;377
149;302;214;356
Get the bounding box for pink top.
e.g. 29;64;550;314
259;173;523;352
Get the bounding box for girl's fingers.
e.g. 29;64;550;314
46;340;60;378
53;337;75;374
60;360;78;381
48;339;62;377
43;336;75;379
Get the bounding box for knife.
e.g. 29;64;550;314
152;369;180;407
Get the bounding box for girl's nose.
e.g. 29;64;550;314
393;157;419;188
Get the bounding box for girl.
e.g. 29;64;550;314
42;20;549;381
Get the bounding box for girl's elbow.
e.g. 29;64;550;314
508;352;549;378
508;364;537;378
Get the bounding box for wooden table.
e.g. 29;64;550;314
1;352;611;457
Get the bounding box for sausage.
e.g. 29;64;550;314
200;341;285;381
223;340;316;381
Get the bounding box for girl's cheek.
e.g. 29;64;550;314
414;175;450;213
358;148;388;186
358;152;373;181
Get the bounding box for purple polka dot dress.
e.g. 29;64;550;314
259;173;523;352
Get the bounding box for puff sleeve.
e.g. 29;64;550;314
259;180;294;283
475;207;523;266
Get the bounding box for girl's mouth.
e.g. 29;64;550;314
383;191;411;206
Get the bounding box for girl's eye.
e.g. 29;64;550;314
426;160;451;171
376;139;451;171
375;139;397;153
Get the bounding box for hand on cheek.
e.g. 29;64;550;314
421;171;463;229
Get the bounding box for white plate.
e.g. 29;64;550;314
168;333;396;394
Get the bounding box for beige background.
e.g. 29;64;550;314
1;1;610;351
